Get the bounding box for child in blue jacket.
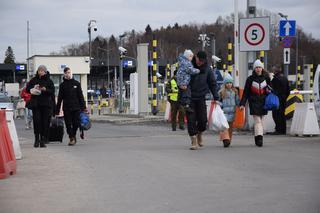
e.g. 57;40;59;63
176;49;200;112
218;74;240;147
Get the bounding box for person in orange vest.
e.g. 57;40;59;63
20;82;33;130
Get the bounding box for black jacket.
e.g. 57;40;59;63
26;72;55;110
271;72;290;104
190;60;219;101
240;71;271;115
56;78;86;113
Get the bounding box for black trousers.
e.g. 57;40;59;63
64;110;80;138
186;99;207;136
169;100;185;129
272;101;286;134
33;106;51;138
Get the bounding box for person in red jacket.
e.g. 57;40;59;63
20;84;33;129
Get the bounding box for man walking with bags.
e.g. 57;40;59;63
56;67;86;146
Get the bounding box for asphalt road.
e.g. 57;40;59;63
0;119;319;213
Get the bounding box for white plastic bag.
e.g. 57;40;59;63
210;104;229;132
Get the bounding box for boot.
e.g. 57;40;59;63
255;135;263;147
40;136;47;148
68;137;76;146
223;139;231;148
197;132;203;147
190;136;198;150
34;134;40;148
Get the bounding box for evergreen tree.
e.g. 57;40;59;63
4;46;15;64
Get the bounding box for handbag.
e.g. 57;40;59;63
264;92;280;110
209;103;229;132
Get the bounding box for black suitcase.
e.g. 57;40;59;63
48;117;64;142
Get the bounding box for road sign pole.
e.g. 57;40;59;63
245;0;256;130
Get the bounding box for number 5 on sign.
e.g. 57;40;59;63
239;17;270;52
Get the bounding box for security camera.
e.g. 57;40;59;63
118;46;127;55
212;55;222;62
93;26;97;31
156;72;162;78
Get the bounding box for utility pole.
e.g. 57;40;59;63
27;21;30;81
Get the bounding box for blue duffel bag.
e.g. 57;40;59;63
264;92;280;110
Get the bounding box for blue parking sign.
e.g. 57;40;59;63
279;20;296;37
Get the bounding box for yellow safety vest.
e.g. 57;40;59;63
168;78;178;101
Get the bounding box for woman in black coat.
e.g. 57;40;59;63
27;65;55;148
240;59;271;147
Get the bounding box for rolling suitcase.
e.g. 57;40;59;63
48;117;64;142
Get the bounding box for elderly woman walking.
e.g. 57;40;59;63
27;65;55;148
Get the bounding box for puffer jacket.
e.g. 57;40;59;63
26;72;55;109
189;59;219;101
176;54;200;87
56;78;86;113
219;89;240;122
240;71;271;115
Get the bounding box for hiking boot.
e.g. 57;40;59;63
190;136;198;150
223;139;231;147
197;132;203;147
255;135;263;147
34;134;40;148
40;137;47;148
68;137;76;146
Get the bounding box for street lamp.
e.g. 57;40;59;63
88;20;97;68
278;12;288;20
198;33;210;51
118;33;127;113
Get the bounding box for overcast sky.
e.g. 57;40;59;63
1;0;319;63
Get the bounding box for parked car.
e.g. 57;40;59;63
0;92;14;110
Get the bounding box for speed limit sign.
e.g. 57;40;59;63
239;17;270;51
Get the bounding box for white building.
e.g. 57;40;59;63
27;55;90;101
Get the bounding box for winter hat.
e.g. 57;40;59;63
183;49;194;58
223;73;233;84
253;59;264;69
37;65;47;73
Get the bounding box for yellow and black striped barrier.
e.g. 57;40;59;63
259;51;264;65
297;65;301;89
285;89;303;120
227;38;232;74
152;34;158;115
310;64;314;102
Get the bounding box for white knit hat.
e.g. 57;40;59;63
183;49;194;58
253;59;264;69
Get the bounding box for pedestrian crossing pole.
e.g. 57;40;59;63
227;38;233;75
297;65;301;89
152;34;158;115
310;64;314;102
